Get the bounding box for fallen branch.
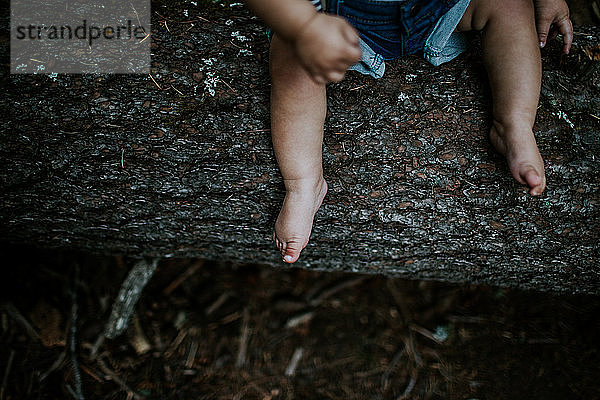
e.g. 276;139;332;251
105;259;158;339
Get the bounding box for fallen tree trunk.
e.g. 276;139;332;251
1;2;599;294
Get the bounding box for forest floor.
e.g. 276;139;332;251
0;244;599;400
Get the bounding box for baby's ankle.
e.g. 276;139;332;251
492;116;534;134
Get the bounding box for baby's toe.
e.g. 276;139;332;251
511;163;545;196
521;166;545;195
281;239;303;263
274;236;286;252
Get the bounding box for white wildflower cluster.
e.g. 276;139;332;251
231;31;250;42
197;57;219;97
230;31;254;57
204;71;219;97
203;58;216;67
397;92;410;102
554;110;575;129
13;63;48;73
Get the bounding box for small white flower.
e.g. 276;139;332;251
398;92;410;102
230;31;250;42
204;71;219;97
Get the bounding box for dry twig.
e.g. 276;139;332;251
97;358;143;400
1;302;40;341
1;350;15;400
185;341;199;369
285;311;315;329
39;351;66;382
67;266;84;400
410;323;445;344
236;308;251;368
309;277;367;307
130;315;152;355
163;260;203;295
105;259;158;339
284;348;304;377
397;373;418;400
148;74;162;90
205;291;232;316
381;348;406;392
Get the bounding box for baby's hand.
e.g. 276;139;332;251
535;0;573;54
293;13;362;84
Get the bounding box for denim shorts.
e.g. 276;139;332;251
267;0;471;78
328;0;458;58
325;0;471;77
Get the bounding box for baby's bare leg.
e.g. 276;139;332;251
458;0;546;195
270;34;328;263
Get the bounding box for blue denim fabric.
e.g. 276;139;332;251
350;37;387;78
424;0;471;66
327;0;460;59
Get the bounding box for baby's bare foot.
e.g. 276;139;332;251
273;177;328;263
489;121;546;195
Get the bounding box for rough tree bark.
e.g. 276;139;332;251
1;2;599;293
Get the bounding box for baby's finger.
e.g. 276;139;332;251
303;64;325;84
536;17;552;48
344;45;362;64
312;73;328;85
334;61;353;75
556;17;573;54
326;70;346;83
340;20;360;45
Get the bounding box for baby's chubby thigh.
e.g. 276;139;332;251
455;0;535;33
